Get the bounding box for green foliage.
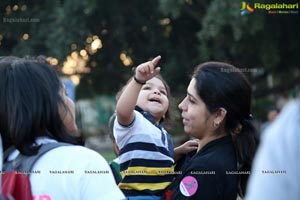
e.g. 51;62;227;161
1;0;300;123
100;150;116;161
158;0;184;18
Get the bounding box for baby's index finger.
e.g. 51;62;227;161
151;55;161;66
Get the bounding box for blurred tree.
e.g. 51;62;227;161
0;0;299;102
158;0;300;99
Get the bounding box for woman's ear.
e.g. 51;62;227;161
213;108;227;127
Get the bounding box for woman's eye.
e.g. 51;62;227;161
189;97;195;104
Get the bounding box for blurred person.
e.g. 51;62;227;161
108;113;122;184
162;62;258;200
276;91;290;110
245;99;300;200
0;56;125;200
260;105;279;134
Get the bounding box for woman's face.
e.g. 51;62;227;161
178;78;214;139
59;85;78;135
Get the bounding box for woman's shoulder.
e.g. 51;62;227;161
187;146;236;172
52;145;106;161
33;144;108;170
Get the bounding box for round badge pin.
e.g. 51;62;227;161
179;176;198;197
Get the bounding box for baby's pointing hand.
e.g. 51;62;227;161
135;55;161;83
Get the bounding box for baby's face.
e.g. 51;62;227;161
136;77;169;123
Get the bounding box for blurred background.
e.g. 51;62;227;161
1;0;299;160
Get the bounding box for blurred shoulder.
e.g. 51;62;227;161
52;145;106;161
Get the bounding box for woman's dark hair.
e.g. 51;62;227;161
193;62;257;197
0;56;81;156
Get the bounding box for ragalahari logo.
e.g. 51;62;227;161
240;2;254;15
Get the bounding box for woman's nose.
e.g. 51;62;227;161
178;98;187;110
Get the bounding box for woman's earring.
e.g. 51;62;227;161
214;121;220;128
